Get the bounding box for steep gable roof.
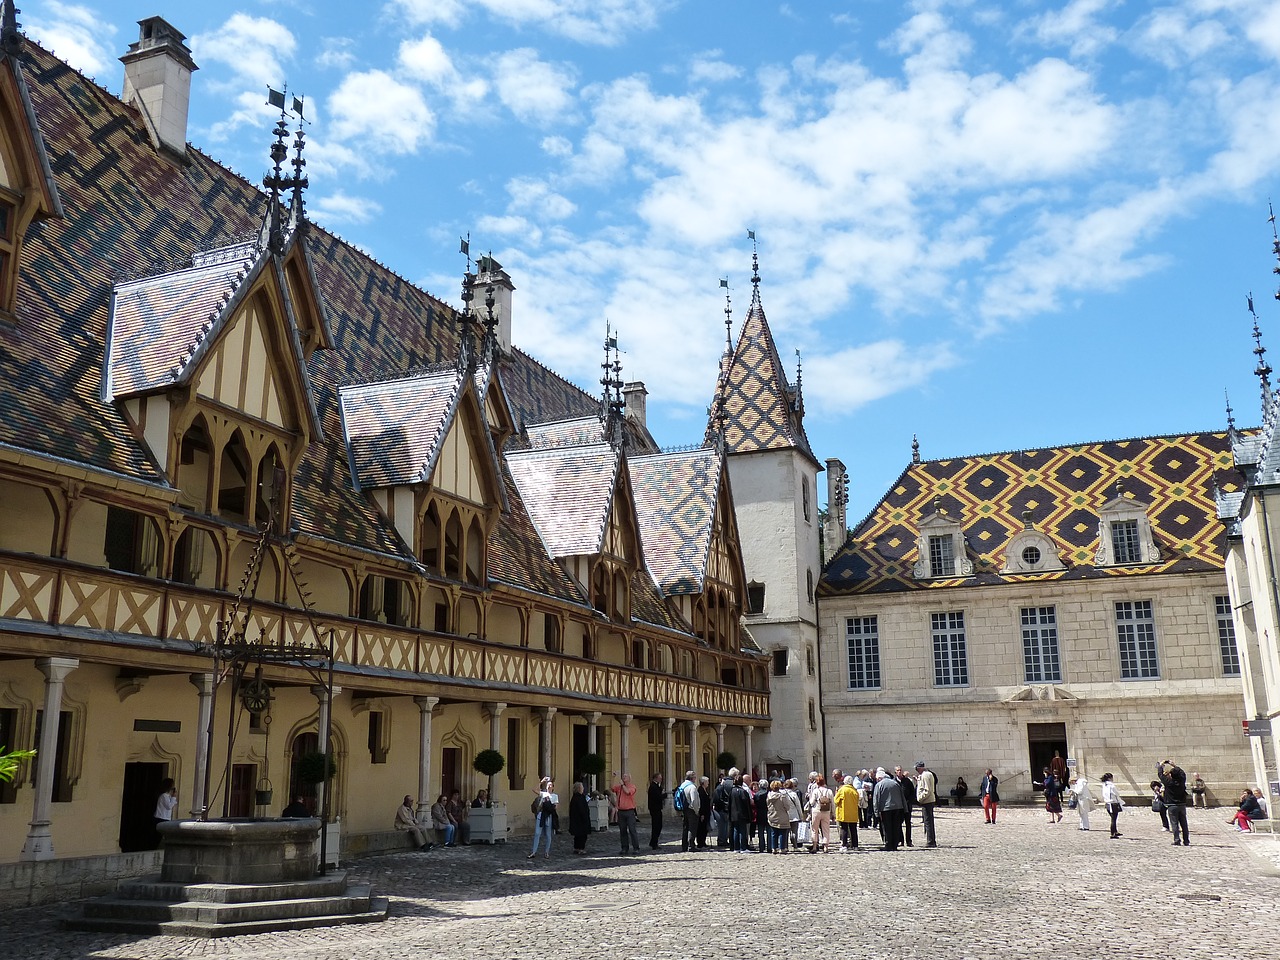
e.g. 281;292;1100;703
823;431;1241;595
629;447;724;596
505;441;619;558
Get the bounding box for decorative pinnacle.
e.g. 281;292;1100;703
1021;508;1034;530
1271;200;1280;296
1252;294;1273;412
794;348;803;414
1;1;22;57
262;87;307;255
911;434;921;464
720;277;732;354
1226;389;1236;435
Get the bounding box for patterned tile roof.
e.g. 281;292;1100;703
339;367;463;489
505;443;620;558
106;242;260;397
487;463;590;603
708;286;815;463
526;415;608;449
822;431;1241;595
629;447;723;596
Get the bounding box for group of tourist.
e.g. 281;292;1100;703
393;788;486;850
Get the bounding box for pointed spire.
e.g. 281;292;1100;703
262;87;307;255
600;321;625;447
748;229;761;309
911;434;921;464
1250;293;1273;414
793;347;804;416
1226;389;1238;444
288;99;308;224
720;277;733;356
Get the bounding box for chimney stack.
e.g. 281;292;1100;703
824;457;848;562
475;255;514;355
120;17;197;161
622;381;648;429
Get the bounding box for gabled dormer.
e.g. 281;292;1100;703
912;498;973;580
105;236;326;529
0;11;63;323
1094;484;1160;566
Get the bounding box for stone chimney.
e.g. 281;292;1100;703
120;17;197;161
475;255;514;354
824;457;848;562
622;381;648;429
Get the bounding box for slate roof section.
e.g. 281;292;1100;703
339;367;463;490
505;442;619;558
708;285;816;463
629;447;722;596
822;431;1241;596
487;463;590;603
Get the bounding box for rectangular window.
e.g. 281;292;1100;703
1111;519;1141;564
1116;600;1159;679
506;716;523;791
367;711;387;764
928;535;955;577
772;649;788;677
845;616;882;689
931;611;968;686
1021;606;1062;683
746;583;765;615
0;707;17;803
1215;595;1241;677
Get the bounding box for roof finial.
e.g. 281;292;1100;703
1251;292;1273;413
1;2;23;57
748;229;761;306
793;348;804;415
288;96;308;223
1226;388;1237;443
262;87;307;255
1271;199;1280;297
719;277;732;355
911;434;921;464
600;322;626;448
1021;508;1034;530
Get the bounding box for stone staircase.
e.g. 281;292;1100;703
67;872;388;937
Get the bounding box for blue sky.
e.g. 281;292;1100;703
25;0;1280;522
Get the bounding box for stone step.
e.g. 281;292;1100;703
67;898;389;939
83;886;375;924
116;873;351;903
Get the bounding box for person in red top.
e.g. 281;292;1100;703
611;772;640;854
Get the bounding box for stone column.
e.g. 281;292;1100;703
484;702;506;803
539;707;557;780
311;684;341;823
585;711;601;792
415;696;440;818
20;657;78;861
714;723;727;768
189;673;214;818
618;714;633;777
663;717;676;789
744;725;755;782
688;719;701;776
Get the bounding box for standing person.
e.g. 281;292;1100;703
1100;773;1123;839
676;770;701;852
1070;776;1092;830
647;773;665;849
528;777;558;860
766;779;791;854
610;772;640;855
1044;773;1064;824
697;776;712;849
569;782;591;854
1191;772;1207;808
1049;750;1069;789
729;775;753;852
753;777;772;852
915;761;938;847
872;767;907;851
894;766;915;847
835;775;860;850
809;775;834;852
713;770;736;848
1149;781;1169;832
1157;759;1190;846
980;769;1000;824
784;778;804;847
394;794;431;850
154;778;178;842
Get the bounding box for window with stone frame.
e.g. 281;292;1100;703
845;616;881;690
746;581;765;615
931;611;968;686
1215;595;1241;677
1095;489;1159;567
928;535;955;577
772;648;788;676
1110;519;1141;564
1115;599;1159;679
913;501;972;580
1021;606;1061;683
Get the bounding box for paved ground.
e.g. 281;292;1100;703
5;806;1279;959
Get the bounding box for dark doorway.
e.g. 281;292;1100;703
766;761;794;782
119;761;167;852
441;746;461;799
572;723;589;787
229;763;256;818
1027;722;1068;785
288;731;320;815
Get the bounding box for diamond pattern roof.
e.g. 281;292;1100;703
629;447;722;596
505;443;620;558
340;367;463;489
822;431;1241;595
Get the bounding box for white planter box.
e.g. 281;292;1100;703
470;806;508;843
588;798;609;832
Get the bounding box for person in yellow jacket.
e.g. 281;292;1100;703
834;775;860;850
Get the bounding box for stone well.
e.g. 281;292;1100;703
157;818;321;885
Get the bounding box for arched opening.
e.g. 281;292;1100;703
176;416;213;513
104;507;161;577
612;569;628;623
465;517;484;585
358;574;412;626
422;501;441;571
218;429;251;524
591;564;608;615
444;510;463;580
255;443;283;527
457;595;481;638
172;526;218;587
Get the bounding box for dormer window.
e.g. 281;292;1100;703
913;498;973;580
1002;511;1065;575
1095;486;1159;567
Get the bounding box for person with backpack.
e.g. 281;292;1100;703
675;770;701;851
808;775;835;852
527;777;559;860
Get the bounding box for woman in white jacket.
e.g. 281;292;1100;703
1070;776;1092;831
1100;772;1123;838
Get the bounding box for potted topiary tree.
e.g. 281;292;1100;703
717;751;738;774
579;752;609;831
470;749;507;844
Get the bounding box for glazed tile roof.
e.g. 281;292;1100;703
822;431;1241;595
505;442;619;558
487;463;590;603
526;415;608;449
629;447;723;596
339;367;463;489
707;286;815;463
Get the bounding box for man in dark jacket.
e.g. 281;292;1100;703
894;766;915;847
713;772;735;848
697;776;712;849
753;779;771;852
1158;759;1190;846
873;767;907;850
729;776;753;852
647;773;665;849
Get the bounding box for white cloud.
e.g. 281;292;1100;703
24;2;117;78
1245;1;1280;63
492;49;577;125
316;37;357;71
1020;0;1120;59
804;341;959;412
688;52;743;85
191;13;296;90
507;177;576;220
327;70;435;156
392;0;671;45
309;191;384;225
398;34;489;110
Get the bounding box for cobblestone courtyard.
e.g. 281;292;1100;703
5;806;1278;960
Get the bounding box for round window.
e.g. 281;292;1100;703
1021;545;1041;566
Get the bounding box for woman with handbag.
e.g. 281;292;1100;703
1100;772;1123;838
1150;780;1169;832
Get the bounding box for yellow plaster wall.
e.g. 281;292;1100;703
0;478;55;555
